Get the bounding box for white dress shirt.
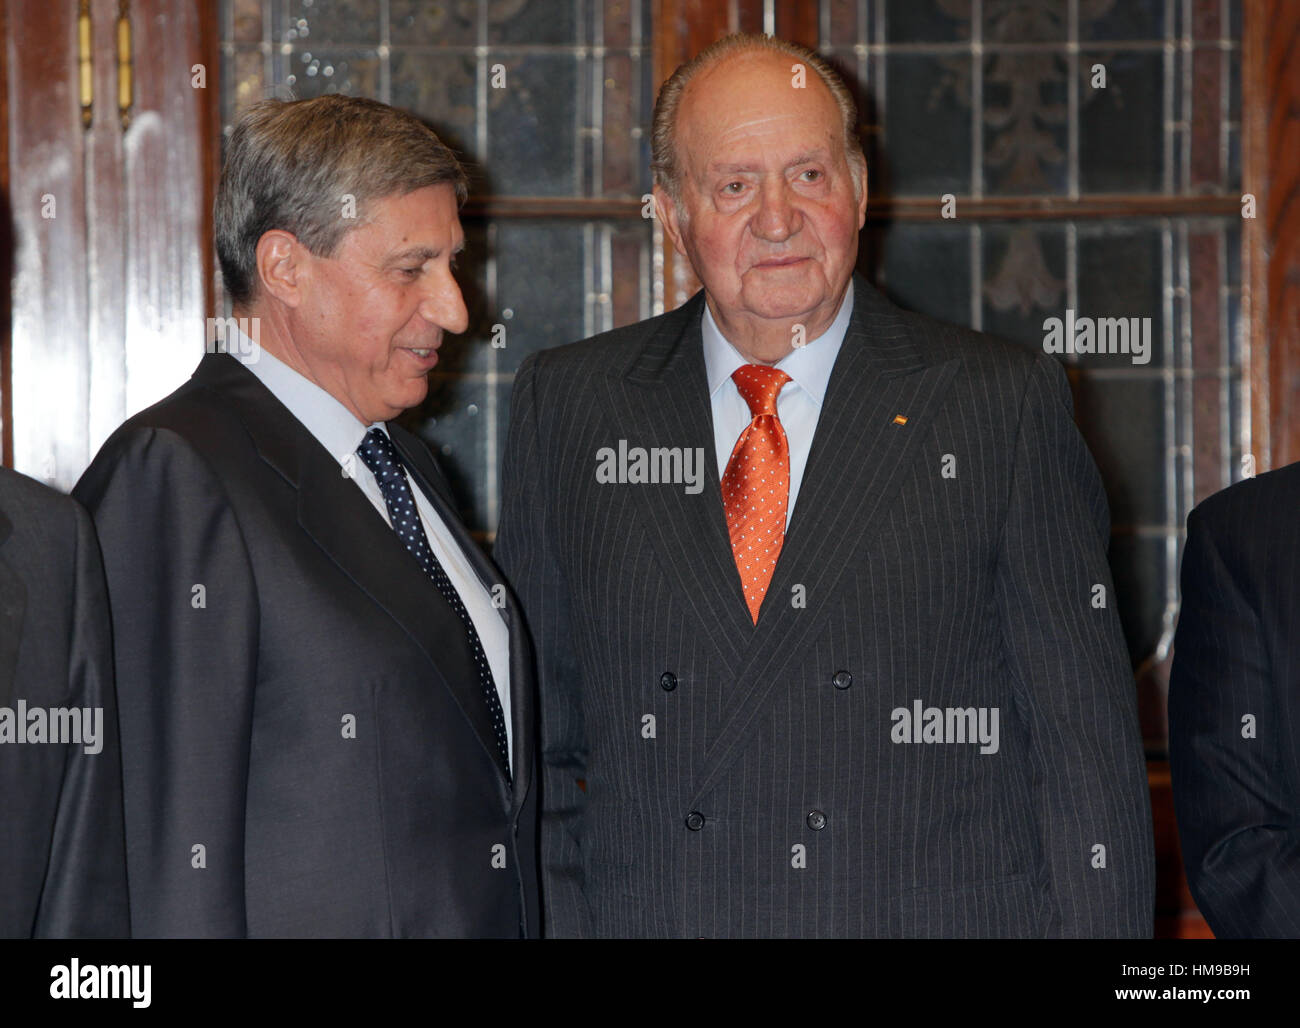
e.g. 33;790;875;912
702;280;854;527
229;339;513;768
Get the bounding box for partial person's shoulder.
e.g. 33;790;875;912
1179;465;1300;602
88;356;256;472
0;466;84;546
1189;460;1300;541
880;295;1042;387
523;300;699;380
857;289;1081;446
0;469;102;604
117;359;247;440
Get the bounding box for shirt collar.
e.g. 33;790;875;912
228;327;385;465
701;278;853;406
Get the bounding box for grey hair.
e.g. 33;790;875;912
215;94;468;308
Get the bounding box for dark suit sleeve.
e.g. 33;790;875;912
495;353;590;938
32;501;130;938
1169;503;1300;937
993;353;1154;937
74;427;258;937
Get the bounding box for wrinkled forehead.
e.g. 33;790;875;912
677;51;844;167
341;184;466;258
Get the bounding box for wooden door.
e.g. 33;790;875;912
1;0;219;486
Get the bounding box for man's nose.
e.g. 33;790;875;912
420;271;470;335
752;180;799;242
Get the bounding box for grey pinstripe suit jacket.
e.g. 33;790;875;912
495;276;1154;938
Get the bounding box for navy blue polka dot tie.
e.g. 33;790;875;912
357;428;511;782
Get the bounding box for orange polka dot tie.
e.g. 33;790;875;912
722;364;792;624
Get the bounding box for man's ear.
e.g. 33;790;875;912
653;185;689;259
254;229;307;307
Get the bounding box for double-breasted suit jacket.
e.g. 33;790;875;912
496;276;1154;938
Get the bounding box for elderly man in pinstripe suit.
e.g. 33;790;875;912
496;33;1154;938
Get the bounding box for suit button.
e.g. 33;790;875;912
832;670;853;690
685;811;705;831
806;810;827;831
660;671;678;692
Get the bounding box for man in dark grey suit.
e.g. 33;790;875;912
75;95;537;937
496;33;1153;937
1169;460;1300;938
0;467;128;937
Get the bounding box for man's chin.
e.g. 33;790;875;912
740;293;827;324
372;385;429;423
739;275;832;318
400;384;430;413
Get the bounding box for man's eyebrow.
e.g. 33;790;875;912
387;246;439;264
709;161;761;175
707;151;832;176
386;241;465;264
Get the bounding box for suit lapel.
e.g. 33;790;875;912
390;427;534;812
192;355;511;790
685;279;961;807
0;508;25;707
600;295;756;666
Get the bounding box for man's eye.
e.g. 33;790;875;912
800;169;822;181
722;181;745;194
401;267;422;277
